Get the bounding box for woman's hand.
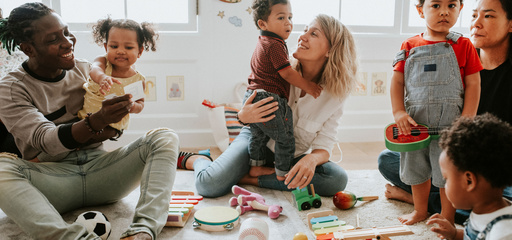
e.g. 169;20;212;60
237;91;279;124
284;153;319;189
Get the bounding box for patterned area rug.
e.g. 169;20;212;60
0;170;439;239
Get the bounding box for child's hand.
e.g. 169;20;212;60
427;214;458;240
129;96;144;114
98;76;121;95
393;111;417;136
305;82;323;99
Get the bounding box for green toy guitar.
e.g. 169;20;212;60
384;123;442;152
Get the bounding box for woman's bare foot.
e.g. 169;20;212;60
276;175;285;181
385;183;413;204
120;232;152;240
249;166;275;177
398;210;430;225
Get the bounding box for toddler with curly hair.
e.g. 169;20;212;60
78;17;158;138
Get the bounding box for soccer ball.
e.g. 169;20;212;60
75;211;111;240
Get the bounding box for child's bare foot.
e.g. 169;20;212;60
239;174;258;186
276;175;285;181
121;232;152;240
385;183;413;204
249;166;275;177
398;210;430;225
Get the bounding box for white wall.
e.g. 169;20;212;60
72;1;412;149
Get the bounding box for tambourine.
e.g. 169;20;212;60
192;206;240;231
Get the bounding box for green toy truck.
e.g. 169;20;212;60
291;184;322;211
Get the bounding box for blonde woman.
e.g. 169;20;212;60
184;14;358;197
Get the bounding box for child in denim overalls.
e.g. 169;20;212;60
390;0;483;225
426;114;512;240
243;0;322;181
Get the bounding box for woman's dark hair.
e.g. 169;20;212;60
0;2;54;54
251;0;289;29
92;17;159;52
439;113;512;189
498;0;512;62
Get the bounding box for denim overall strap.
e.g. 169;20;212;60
402;35;464;128
442;32;462;52
446;31;462;43
393;49;407;67
464;218;479;240
464;214;512;240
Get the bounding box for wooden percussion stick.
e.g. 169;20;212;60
310;184;316;197
358;196;379;201
249;200;269;211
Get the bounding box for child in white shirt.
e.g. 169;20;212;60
427;114;512;240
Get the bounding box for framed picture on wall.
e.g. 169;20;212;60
145;76;157;101
352;72;368;96
167;76;185;101
371;72;387;96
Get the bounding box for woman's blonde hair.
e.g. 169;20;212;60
296;14;358;99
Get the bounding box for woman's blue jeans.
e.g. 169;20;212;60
377;149;512;225
0;128;179;240
193;127;348;198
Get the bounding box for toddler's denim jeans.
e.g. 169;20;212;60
243;89;294;177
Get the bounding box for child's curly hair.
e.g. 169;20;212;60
92;17;158;52
251;0;289;29
439;113;512;189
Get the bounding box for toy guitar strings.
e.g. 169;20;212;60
384;123;446;152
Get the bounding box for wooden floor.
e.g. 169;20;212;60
181;141;385;170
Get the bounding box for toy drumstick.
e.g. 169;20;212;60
332;190;379;210
310;184;316;197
